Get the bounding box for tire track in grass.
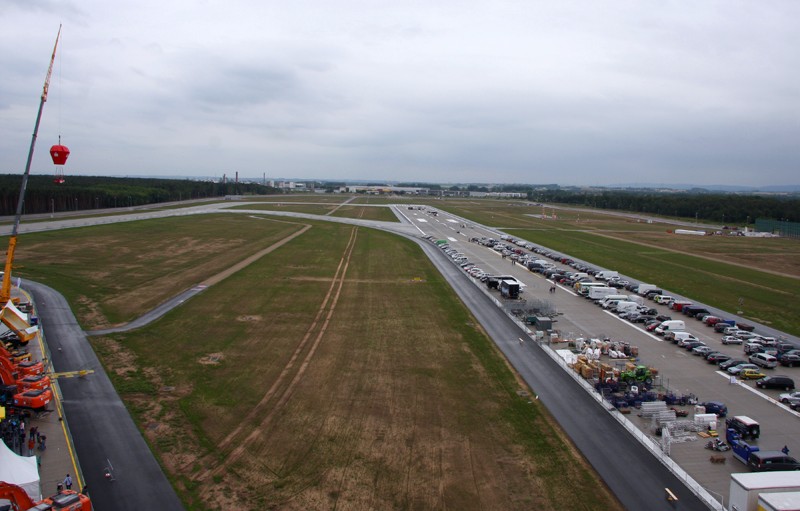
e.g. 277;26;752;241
197;226;360;483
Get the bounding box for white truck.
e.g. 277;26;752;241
595;270;619;281
729;472;800;511
587;286;617;300
636;284;659;296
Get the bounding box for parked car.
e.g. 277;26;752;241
720;359;747;371
747;451;800;472
728;363;759;375
700;401;728;417
707;353;732;364
692;346;713;357
780;354;800;367
749;353;778;369
756;375;795;391
740;368;767;380
779;391;800;406
727;416;760;440
721;336;744;345
682;340;705;351
744;342;765;355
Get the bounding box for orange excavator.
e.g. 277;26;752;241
0;481;92;511
0;355;44;378
0;365;50;392
0;343;31;364
0;355;51;410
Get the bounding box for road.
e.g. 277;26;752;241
25;280;184;511
21;199;788;510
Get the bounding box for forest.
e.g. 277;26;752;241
0;175;278;216
525;189;800;224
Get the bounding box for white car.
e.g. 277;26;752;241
779;391;800;406
721;336;744;345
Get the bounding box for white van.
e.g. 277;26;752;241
614;301;639;314
655;320;686;335
595;270;619;281
653;295;674;304
598;295;628;307
670;332;697;344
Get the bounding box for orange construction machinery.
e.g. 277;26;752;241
0;356;44;378
0;352;51;410
0;481;92;511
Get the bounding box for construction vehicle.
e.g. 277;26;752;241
0;302;38;346
0;481;92;511
0;356;44;378
11;387;52;410
619;365;654;386
0;361;51;392
0;343;31;364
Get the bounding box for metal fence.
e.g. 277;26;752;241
755;218;800;238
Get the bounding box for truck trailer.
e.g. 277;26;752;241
500;279;520;299
729;472;800;511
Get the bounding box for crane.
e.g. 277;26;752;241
0;26;61;341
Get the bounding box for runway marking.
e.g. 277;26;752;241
445;219;458;223
447;237;457;242
416;218;428;222
714;371;800;418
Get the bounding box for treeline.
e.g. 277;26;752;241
0;175;280;216
526;189;800;224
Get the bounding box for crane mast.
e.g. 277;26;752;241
0;25;62;307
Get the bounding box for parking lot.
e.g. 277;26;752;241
405;206;800;504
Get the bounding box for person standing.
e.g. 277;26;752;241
27;436;35;456
63;474;73;490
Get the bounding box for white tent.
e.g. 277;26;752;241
0;439;40;501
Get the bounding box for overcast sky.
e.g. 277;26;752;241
2;1;799;187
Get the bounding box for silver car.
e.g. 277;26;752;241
749;353;778;369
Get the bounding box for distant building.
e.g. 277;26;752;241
336;185;429;195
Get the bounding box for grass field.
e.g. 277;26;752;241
330;205;399;222
9;214;305;328
15;214;620;510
